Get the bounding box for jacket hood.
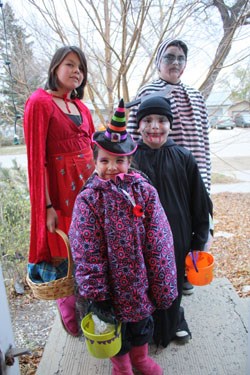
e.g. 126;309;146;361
83;170;149;191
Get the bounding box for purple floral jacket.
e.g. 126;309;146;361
69;172;177;322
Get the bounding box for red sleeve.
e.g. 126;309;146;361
23;90;52;263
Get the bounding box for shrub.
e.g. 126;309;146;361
0;161;30;286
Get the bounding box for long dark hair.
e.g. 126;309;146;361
45;46;88;99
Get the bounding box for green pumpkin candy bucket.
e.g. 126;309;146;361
81;313;122;359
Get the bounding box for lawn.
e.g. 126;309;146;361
0;145;26;155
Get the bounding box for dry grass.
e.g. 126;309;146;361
211;172;239;184
0;145;26;155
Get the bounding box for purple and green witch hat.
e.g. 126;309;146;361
93;99;137;155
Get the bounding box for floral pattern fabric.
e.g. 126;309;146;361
69;172;177;323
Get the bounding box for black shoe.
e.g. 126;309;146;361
175;306;192;344
175;329;191;344
183;276;194;295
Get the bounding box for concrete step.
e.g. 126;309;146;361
37;278;249;375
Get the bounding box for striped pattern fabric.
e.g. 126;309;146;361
110;98;126;133
127;79;211;192
105;98;127;141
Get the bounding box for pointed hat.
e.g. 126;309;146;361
93;99;137;155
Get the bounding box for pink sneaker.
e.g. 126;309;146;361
56;295;80;337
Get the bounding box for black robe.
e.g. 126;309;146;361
133;138;211;347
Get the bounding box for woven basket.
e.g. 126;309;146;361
26;229;75;300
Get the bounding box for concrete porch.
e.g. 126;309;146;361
37;278;249;375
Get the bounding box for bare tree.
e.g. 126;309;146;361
22;0;250;119
199;0;250;99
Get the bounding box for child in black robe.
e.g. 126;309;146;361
132;95;212;347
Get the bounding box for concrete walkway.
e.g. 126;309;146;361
37;278;249;375
211;181;250;194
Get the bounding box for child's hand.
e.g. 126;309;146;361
89;300;116;325
46;207;58;232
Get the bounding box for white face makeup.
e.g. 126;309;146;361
159;46;187;84
138;114;171;149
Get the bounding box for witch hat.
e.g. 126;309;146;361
93;98;137;155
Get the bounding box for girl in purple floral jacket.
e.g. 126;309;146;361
69;99;177;375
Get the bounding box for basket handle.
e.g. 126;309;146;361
55;228;73;279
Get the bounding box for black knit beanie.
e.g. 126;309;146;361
136;96;173;128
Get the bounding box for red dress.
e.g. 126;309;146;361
24;88;95;264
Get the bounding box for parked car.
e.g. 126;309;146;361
211;117;235;130
234;113;250;128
